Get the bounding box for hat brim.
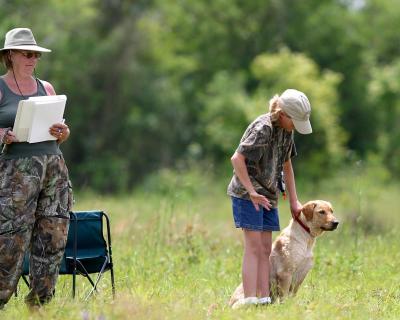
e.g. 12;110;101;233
0;45;51;52
292;119;312;134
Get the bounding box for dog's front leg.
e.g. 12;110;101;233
276;271;293;300
292;260;313;295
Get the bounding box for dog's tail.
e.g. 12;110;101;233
228;283;244;306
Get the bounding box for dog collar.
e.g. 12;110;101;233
294;216;311;234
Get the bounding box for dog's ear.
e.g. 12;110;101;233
302;201;316;221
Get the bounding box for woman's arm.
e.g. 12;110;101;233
42;80;56;96
283;159;302;218
231;151;271;211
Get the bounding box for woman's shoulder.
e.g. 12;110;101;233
37;79;56;95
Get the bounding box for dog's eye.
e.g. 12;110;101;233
318;210;326;215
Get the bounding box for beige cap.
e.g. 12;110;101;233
280;89;312;134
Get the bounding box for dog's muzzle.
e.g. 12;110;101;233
321;220;339;231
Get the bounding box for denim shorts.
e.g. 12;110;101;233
231;197;280;231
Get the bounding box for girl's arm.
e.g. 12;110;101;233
283;159;302;218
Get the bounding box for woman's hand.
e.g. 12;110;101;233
249;191;271;211
50;122;70;143
1;129;18;144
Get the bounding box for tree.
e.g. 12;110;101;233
367;60;400;176
201;48;346;178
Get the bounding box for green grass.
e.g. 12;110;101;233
2;167;400;319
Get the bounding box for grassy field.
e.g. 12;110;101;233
1;166;400;319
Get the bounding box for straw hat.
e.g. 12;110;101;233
0;28;51;52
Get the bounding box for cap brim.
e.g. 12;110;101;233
292;119;312;134
0;45;51;52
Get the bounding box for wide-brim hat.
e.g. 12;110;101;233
0;28;51;52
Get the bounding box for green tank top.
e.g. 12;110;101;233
0;77;61;159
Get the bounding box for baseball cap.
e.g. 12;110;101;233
280;89;312;134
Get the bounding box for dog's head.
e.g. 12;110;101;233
301;200;339;233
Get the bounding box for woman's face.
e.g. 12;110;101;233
278;111;295;132
9;50;41;75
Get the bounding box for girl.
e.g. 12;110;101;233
227;89;312;308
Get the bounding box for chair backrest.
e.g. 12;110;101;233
66;211;107;257
23;211;110;275
61;210;109;274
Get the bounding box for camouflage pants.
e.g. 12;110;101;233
0;155;73;307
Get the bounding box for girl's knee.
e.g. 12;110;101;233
261;246;271;258
245;244;261;257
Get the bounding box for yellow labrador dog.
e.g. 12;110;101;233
229;200;339;305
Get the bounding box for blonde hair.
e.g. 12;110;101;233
268;94;283;122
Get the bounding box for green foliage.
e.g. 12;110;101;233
367;59;400;176
286;1;373;155
1;0;400;316
1;0;400;190
362;0;400;63
197;46;347;179
250;48;346;177
199;71;251;160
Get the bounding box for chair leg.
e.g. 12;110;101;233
73;270;76;298
110;265;115;298
76;260;97;288
84;257;108;301
104;212;115;299
72;211;77;299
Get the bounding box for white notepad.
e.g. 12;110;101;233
13;95;67;143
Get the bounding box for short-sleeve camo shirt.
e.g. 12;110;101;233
227;113;296;208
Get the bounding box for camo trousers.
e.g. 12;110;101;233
0;155;73;307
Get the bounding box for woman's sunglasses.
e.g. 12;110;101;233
13;50;42;59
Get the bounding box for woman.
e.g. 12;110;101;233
227;89;312;308
0;28;72;308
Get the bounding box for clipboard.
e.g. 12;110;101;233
13;95;67;143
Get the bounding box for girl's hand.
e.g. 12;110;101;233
290;200;303;219
249;191;271;211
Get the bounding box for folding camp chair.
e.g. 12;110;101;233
20;210;115;300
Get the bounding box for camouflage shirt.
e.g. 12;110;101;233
227;113;296;208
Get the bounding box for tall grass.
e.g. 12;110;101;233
1;165;400;319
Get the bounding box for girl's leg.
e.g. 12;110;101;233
242;229;262;297
257;231;272;297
